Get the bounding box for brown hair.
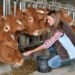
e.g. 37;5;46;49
48;10;63;35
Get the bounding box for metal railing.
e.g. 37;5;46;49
18;31;50;50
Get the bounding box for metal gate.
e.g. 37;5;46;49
18;31;50;52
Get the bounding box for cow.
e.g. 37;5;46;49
0;17;24;67
0;15;25;41
16;7;50;36
15;7;74;36
59;8;74;26
0;7;73;65
0;15;24;34
0;6;2;16
59;9;75;32
71;26;75;32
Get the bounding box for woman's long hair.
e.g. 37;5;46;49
47;10;63;35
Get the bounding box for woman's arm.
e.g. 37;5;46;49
43;31;63;48
23;45;46;56
23;31;63;56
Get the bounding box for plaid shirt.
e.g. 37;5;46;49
43;31;63;49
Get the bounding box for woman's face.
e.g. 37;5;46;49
47;16;55;26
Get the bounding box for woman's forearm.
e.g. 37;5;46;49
31;45;46;53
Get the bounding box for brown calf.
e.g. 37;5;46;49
16;7;50;36
0;18;24;67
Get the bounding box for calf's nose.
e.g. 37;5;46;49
12;58;24;68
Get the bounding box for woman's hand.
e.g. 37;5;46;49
23;51;33;56
23;45;45;56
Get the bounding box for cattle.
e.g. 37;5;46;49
16;7;74;36
0;15;25;41
0;17;24;67
71;26;75;32
0;7;2;16
59;8;74;26
16;7;50;36
0;7;49;36
0;7;74;66
1;7;73;36
0;15;24;34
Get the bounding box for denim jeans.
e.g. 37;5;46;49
48;55;62;68
48;44;58;57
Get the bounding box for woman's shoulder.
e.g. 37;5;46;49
55;29;64;37
56;29;64;33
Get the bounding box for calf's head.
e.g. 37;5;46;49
0;16;24;34
19;7;50;36
59;8;74;26
0;20;24;67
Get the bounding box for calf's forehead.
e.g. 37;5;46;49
24;7;48;19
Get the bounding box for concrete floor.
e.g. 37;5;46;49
0;59;75;75
0;55;74;75
0;59;37;75
0;63;12;74
29;66;75;75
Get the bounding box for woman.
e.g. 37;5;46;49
23;10;75;68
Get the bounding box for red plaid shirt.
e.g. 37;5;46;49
42;31;63;49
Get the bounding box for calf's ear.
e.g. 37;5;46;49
1;16;7;21
36;9;48;20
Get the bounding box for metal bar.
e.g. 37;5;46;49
27;3;31;8
8;0;11;15
26;36;29;44
5;0;8;16
3;0;6;16
19;2;22;10
21;1;24;11
23;2;26;10
3;0;11;16
24;41;43;48
73;12;75;21
33;4;38;8
14;1;16;16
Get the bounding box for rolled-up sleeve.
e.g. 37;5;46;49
43;31;63;49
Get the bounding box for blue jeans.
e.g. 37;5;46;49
48;55;62;68
48;44;58;57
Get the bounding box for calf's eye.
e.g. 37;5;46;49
3;24;11;32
